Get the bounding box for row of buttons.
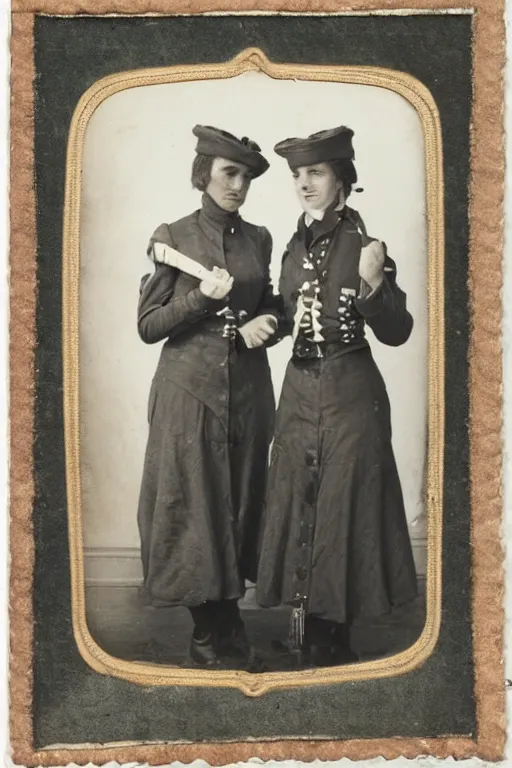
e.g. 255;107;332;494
293;460;319;597
292;241;329;603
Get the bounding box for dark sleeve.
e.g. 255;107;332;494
137;223;224;344
275;248;295;340
254;227;280;319
354;253;413;347
251;227;288;349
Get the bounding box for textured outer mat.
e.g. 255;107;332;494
9;4;505;764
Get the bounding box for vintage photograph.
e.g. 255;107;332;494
8;2;506;760
79;70;428;674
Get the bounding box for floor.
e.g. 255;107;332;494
85;584;426;672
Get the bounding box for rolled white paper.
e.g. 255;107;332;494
151;242;228;286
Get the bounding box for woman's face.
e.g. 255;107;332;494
292;163;344;212
206;157;252;212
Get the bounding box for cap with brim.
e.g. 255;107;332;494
274;126;355;168
193;124;269;178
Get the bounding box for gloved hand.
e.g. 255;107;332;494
238;314;277;348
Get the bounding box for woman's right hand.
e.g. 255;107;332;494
239;315;278;348
199;267;234;300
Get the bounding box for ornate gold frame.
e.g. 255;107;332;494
62;46;444;697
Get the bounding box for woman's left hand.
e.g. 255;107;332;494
239;315;277;348
358;240;385;291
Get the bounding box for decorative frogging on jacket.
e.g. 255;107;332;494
338;287;362;344
293;279;324;343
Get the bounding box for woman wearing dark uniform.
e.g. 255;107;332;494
137;125;279;668
257;126;418;667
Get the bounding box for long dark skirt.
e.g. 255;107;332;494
138;353;275;608
256;346;417;624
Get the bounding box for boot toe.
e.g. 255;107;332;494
189;634;219;666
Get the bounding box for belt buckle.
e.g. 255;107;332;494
293;338;324;360
218;307;237;341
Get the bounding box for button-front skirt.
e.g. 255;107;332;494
256;347;417;624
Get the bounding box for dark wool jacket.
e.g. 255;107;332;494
138;194;280;430
278;205;413;357
136;194;279;604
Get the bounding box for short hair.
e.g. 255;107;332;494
289;158;357;198
328;159;358;198
191;154;214;191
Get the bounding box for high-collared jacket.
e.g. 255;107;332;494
277;204;413;357
256;204;417;624
137;194;279;606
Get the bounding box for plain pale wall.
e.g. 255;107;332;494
79;71;428;558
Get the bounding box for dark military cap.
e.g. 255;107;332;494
192;124;269;178
274;126;355;168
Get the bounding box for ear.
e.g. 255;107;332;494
335;186;346;207
334;176;344;194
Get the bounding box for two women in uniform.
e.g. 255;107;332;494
137;123;417;670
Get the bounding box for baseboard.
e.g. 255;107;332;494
411;537;427;575
84;539;428;588
84;547;143;587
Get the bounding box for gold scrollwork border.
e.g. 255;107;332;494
62;46;444;698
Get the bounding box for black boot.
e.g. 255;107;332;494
331;621;359;665
188;602;219;667
216;600;265;672
302;615;358;668
189;632;219;666
301;615;331;667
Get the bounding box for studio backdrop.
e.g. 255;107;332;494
79;73;428;587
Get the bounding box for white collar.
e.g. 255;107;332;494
304;190;345;227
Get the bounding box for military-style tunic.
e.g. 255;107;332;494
137;193;278;608
256;205;418;624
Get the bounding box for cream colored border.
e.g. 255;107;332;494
62;46;444;697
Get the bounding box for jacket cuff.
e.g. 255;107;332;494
236;329;249;351
186;287;226;317
355;277;388;318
